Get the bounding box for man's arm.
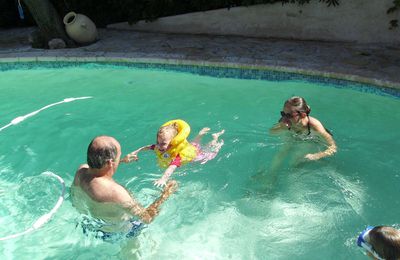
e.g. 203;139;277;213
118;181;178;223
121;145;154;163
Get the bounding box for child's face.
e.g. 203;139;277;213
157;132;175;152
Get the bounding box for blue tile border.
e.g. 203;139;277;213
0;61;399;99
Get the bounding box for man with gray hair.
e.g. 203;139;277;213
71;135;177;242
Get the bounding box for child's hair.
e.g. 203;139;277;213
157;123;178;140
284;96;311;115
369;226;400;260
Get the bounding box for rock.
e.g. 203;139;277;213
48;38;66;49
29;29;46;49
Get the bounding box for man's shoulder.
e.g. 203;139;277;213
75;164;89;177
77;164;89;171
90;178;132;203
73;164;88;185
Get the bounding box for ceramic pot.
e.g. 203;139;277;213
63;12;98;44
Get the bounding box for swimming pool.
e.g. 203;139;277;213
0;62;399;259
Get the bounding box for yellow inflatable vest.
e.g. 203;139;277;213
154;119;198;168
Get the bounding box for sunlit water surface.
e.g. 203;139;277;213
0;64;399;259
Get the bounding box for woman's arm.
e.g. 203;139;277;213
269;122;286;135
305;118;337;160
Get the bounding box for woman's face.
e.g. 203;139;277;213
279;104;301;127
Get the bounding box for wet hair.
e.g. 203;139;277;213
284;96;311;115
369;226;400;260
157;123;178;140
87;137;118;169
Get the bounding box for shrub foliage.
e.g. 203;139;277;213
60;0;340;26
0;0;340;28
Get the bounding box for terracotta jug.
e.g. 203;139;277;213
63;12;98;44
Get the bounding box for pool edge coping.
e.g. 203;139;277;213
0;55;399;91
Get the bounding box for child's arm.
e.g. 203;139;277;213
305;118;337;160
121;145;154;163
154;165;177;187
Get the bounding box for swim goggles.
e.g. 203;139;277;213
357;226;385;260
279;111;311;135
280;111;297;118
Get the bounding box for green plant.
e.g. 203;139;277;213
387;0;400;29
320;0;339;7
47;0;341;26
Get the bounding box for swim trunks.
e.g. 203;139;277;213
79;216;145;243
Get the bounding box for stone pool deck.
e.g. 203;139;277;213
0;27;399;89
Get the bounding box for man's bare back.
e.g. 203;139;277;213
72;165;134;224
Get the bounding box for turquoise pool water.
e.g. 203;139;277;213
0;63;399;259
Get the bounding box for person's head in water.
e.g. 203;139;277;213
87;136;121;170
358;226;400;260
156;123;178;152
279;96;311;130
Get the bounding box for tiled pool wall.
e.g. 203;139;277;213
0;60;399;99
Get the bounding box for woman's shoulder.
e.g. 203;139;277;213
309;116;333;136
309;116;325;129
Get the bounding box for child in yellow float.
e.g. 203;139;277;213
122;119;224;187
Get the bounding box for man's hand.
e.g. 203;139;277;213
147;205;159;217
121;152;139;163
304;153;321;161
144;180;178;223
164;180;178;194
